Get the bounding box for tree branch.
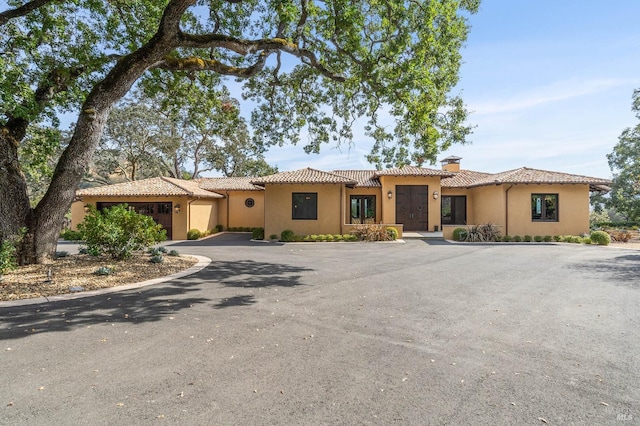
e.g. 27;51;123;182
0;0;54;26
153;54;270;78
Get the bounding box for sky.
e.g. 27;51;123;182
255;1;640;179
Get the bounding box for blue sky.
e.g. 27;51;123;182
258;1;640;179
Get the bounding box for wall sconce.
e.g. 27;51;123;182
433;191;439;200
174;204;181;214
387;190;393;199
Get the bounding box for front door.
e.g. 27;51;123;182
395;185;429;231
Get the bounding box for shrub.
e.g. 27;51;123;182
60;229;83;241
583;237;592;244
215;224;223;233
309;234;319;242
294;235;303;242
78;204;166;260
534;235;543;242
187;229;202;240
158;246;168;254
333;234;344;241
543;235;553;242
148;247;161;256
452;227;467;241
351;224;392;241
0;239;18;277
168;250;180;257
608;230;632;242
463;223;501;242
252;227;264;240
502;235;512;242
150;254;164;263
568;236;583;244
281;229;295;242
325;234;334;242
386;227;399;240
590;230;611;246
513;235;522;242
269;234;278;241
94;266;114;276
553;235;562;242
523;235;532;242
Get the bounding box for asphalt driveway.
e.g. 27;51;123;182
1;234;639;425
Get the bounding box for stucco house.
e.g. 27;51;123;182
71;157;611;240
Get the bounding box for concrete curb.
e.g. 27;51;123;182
0;255;211;308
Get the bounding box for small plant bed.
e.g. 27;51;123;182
0;252;198;302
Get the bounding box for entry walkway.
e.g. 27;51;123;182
402;231;444;239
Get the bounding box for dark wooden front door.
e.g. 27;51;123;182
395;185;429;231
97;202;173;239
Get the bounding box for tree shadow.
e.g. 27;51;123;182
0;259;313;340
169;232;277;248
569;253;640;287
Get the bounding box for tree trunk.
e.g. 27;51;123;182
2;0;192;264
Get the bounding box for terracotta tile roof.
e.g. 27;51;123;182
195;177;262;191
251;168;358;186
76;177;223;198
441;170;493;187
374;165;454;177
442;167;612;190
332;170;381;187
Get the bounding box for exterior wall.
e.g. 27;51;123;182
504;184;590;237
70;196;212;240
378;175;442;231
188;199;219;235
441;183;591;239
343;187;382;224
220;190;265;229
263;183;343;238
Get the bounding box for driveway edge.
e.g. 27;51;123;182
0;255;211;308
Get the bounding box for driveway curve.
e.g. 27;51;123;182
1;233;639;425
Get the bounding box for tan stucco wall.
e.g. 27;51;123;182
378;175;442;231
505;184;590;237
441;184;591;239
217;190;265;229
188;199;219;235
71;196;213;240
263;183;343;238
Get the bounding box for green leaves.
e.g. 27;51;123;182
78;205;167;260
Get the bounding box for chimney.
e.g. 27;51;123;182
440;156;461;172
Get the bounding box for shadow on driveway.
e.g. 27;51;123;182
170;232;276;248
569;253;640;287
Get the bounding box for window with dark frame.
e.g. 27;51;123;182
292;192;318;220
531;194;558;222
350;195;376;224
441;195;467;225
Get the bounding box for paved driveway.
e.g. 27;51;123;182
1;234;639;425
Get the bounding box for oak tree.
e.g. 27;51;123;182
1;0;478;263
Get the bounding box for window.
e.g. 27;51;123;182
441;196;467;225
245;198;255;208
531;194;558;221
292;193;317;220
350;195;376;224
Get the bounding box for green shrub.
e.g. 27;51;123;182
269;234;278;240
333;234;344;241
215;224;223;233
452;227;467;241
316;234;327;241
590;230;611;246
158;246;168;254
252;227;264;240
294;235;303;242
568;236;583;243
523;235;532;242
386;227;399;240
94;266;114;276
583;237;592;244
187;229;202;240
534;235;543;242
168;250;180;257
150;254;164;263
78;204;166;260
502;235;513;242
463;223;501;242
148;247;161;256
324;234;334;242
543;235;553;242
513;235;522;242
281;229;295;242
553;235;562;242
60;229;83;241
0;239;18;277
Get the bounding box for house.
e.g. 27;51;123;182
71;157;611;240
